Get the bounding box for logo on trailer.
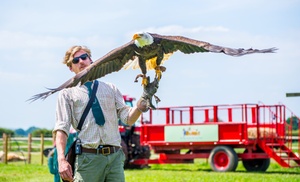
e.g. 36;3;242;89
183;127;200;136
165;125;218;142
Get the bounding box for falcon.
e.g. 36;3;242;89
29;32;277;102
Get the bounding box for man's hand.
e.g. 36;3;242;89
59;158;73;182
137;76;160;112
55;131;73;182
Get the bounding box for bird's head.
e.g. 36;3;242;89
132;32;154;48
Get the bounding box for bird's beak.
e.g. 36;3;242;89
132;33;141;40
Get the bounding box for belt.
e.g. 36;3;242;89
82;146;121;155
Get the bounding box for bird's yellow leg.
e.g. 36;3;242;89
142;75;148;86
155;66;166;80
155;69;162;80
134;74;148;86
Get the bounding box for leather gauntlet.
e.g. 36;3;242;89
137;97;149;112
137;76;160;112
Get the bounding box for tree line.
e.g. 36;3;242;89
0;127;53;138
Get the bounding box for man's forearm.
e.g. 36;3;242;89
127;97;150;126
55;130;68;161
127;106;142;126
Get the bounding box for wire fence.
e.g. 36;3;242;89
0;133;53;165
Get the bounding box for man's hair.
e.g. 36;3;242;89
63;45;92;67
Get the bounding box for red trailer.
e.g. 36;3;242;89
127;103;300;172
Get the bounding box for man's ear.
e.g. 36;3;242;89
69;66;73;72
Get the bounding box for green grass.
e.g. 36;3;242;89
0;163;52;182
0;155;299;182
126;162;300;182
0;153;52;182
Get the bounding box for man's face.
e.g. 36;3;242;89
69;50;91;74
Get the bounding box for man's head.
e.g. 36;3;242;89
63;45;92;74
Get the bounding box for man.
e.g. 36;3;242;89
53;45;157;182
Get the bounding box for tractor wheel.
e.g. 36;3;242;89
208;146;238;172
242;149;270;172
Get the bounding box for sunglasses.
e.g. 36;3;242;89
72;53;89;64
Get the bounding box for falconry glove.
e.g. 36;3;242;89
137;76;160;112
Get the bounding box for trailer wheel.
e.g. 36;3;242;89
242;149;270;172
208;146;238;172
242;158;270;172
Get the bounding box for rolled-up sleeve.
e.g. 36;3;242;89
110;83;131;125
53;89;72;137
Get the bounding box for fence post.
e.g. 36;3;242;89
40;134;44;165
28;134;32;164
8;134;11;151
2;133;8;164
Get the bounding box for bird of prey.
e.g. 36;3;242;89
29;32;277;102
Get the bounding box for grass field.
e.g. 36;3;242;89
0;153;300;182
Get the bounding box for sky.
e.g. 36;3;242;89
0;0;299;130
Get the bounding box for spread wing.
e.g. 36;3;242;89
29;40;137;102
150;33;277;56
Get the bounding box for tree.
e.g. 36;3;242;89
14;128;27;136
31;128;53;137
0;127;14;137
286;116;299;130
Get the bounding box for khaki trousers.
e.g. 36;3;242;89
74;149;125;182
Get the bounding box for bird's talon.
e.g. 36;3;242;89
159;66;166;72
134;74;144;83
142;77;148;86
